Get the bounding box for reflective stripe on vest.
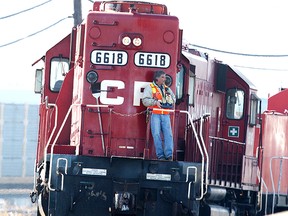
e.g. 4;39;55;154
149;83;169;115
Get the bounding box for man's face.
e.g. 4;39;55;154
156;74;166;85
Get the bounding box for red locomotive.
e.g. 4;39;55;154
30;1;288;215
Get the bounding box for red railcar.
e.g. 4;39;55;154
257;90;288;215
30;1;287;215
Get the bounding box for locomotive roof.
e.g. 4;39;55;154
182;49;257;91
228;65;257;90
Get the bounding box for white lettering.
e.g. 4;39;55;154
98;80;149;106
133;81;150;106
100;80;125;105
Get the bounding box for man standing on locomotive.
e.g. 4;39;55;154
142;70;176;160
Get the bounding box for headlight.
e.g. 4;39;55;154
133;37;142;46
122;36;131;46
165;74;173;87
86;71;98;84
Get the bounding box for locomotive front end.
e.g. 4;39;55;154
32;1;205;216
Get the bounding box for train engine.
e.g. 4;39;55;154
29;1;281;216
31;1;202;216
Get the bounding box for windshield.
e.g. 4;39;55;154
226;88;244;119
50;57;69;92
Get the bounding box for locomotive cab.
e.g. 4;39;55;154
33;34;75;164
215;64;261;191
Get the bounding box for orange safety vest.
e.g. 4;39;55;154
149;83;170;115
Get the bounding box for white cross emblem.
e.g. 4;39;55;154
228;126;239;137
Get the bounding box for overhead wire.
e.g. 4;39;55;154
233;65;288;71
0;0;90;48
189;43;288;71
0;16;72;48
0;0;52;20
1;0;287;72
190;43;288;58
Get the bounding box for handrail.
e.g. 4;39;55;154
56;158;68;191
152;108;206;200
186;166;197;199
43;103;58;191
181;110;206;200
257;167;268;215
256;146;267;214
47;103;110;191
269;156;288;214
261;179;268;215
209;136;245;145
200;114;210;195
45;105;207;198
32;159;36;192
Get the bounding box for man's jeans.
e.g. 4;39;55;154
150;114;173;159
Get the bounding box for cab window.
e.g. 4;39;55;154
50;57;69;92
188;66;195;106
176;65;185;100
226;88;244;119
249;93;260;126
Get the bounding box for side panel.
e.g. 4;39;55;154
261;113;288;194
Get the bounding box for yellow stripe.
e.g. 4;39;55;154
150;83;156;93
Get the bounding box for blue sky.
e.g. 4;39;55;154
1;0;288;104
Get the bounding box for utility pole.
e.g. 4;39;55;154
73;0;82;27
